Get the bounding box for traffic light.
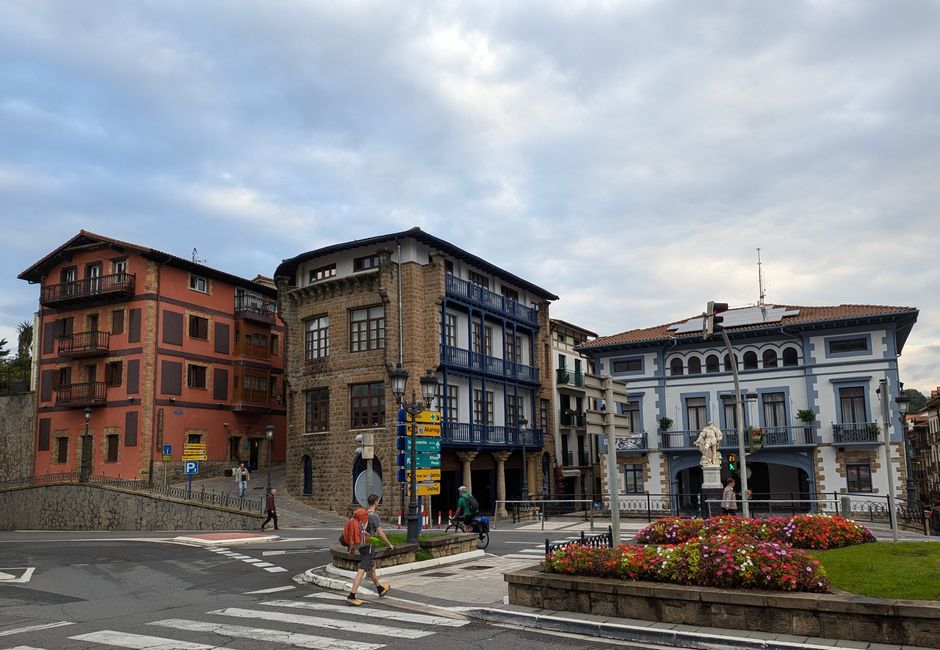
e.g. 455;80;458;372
703;301;729;338
355;431;374;460
726;453;737;472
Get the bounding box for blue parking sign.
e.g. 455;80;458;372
163;444;172;456
184;461;199;475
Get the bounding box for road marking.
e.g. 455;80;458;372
242;585;295;594
264;566;288;572
208;607;435;639
0;621;74;637
501;554;545;561
0;567;35;583
261;550;286;555
252;562;274;567
241;558;264;563
274;598;468;627
149;619;383;650
515;548;545;554
69;630;218;648
6;645;49;649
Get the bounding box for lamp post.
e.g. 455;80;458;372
877;379;899;542
80;406;92;482
518;414;529;499
717;329;750;517
265;424;274;495
895;391;915;504
389;363;439;545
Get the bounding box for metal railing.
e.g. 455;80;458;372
832;422;881;444
41;273;135;305
58;330;110;356
660;426;816;450
234;295;277;323
55;381;107;406
445;274;538;325
442;421;543;448
556;368;585;387
440;345;539;383
546;526;613;555
0;472;264;514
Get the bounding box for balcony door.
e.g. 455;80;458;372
86;262;102;294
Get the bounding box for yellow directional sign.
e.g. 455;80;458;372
182;453;207;461
414;423;440;437
416;483;441;496
183;443;207;450
415;410;441;424
403;468;441;482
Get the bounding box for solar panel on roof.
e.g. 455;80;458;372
668;306;800;334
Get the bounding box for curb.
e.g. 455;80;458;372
173;534;280;547
303;549;486;587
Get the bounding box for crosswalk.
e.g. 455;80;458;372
2;591;468;650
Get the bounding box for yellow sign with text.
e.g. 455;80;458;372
404;468;441;482
416;482;441;496
414;423;440;437
415;410;441;424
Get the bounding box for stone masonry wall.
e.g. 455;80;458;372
0;393;36;482
0;483;261;530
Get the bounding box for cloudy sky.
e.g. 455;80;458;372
1;1;938;394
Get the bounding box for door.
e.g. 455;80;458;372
303;455;313;495
250;438;260;470
86;262;102;294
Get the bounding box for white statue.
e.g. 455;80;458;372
694;422;724;467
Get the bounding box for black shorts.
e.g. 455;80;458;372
357;546;374;572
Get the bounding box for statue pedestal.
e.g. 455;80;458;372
701;462;722;489
701;462;724;517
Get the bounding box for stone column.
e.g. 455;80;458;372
492;451;511;518
456;450;478;493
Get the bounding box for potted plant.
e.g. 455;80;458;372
747;425;764;451
867;423;881;437
658;417;673;431
796;409;816;443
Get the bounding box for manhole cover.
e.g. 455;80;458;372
421;572;456;578
460;565;494;571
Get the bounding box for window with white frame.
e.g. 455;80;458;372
625;400;641;433
304;315;330;360
839;387;867;423
846;462;872;492
189;274;208;293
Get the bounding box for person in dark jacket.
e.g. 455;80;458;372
260;488;279;530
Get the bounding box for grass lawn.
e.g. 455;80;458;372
809;542;940;600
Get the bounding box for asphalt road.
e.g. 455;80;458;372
0;528;616;649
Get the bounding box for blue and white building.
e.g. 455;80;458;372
577;304;919;506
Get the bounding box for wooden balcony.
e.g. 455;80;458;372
445;274;538;326
57;331;110;358
55;381;107;407
441;422;543;449
40;273;135;310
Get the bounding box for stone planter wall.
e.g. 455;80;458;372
330;543;418;571
506;568;940;648
419;533;478;558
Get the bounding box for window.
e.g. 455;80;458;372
105;361;123;387
670;358;683;376
686;397;707;431
304;388;329;432
468;270;489;289
350;382;385;428
445;314;457;348
624;464;644;493
242;372;267;401
111;309;124;334
507;394;524;425
187;433;202;444
723;354;735;372
625;401;641;433
763;349;778;368
304;315;330;360
85;262;102;293
309;263;336;283
445;259;454;274
723;399;740;430
612;358;642;373
188;315;209;340
743;351;758;369
56;436;69;464
688;357;702;374
353;254;380;271
501;285;519;302
504;334;522;363
112;258;127;277
706;355;720;373
839;387;867;423
828;337;868;355
472;323;493;355
540;398;550;430
846;462;873;492
782;347;799;367
271;333;279;355
762;392;786;428
557;332;565;344
440;384;458;422
189;274;208;293
187;364;207;389
473;389;494;425
106;434;119;462
350;306;385;352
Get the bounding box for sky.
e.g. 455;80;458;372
1;1;938;395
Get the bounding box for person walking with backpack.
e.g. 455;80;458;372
457;485;479;529
346;494;393;606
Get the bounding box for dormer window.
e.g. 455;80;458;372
309;263;336;284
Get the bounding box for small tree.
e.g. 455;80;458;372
796;409;816;424
658;416;673;431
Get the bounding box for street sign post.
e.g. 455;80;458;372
398;452;441;469
398;410;443;498
182;442;207;461
184;460;198;496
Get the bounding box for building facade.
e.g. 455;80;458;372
577;304;919;507
19;232;286;482
274;228;557;516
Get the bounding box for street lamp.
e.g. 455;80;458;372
895;391;916;504
389;363;439;545
80;406;92;482
265;424;274;495
518;414;529;499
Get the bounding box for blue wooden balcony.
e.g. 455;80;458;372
441;345;539;383
445;274;538;326
441;421;543;449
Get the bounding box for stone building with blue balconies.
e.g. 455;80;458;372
576;304;918;512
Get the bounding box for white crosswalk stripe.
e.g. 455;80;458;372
69;629;219;648
269;598;469;627
0;622;74;637
208;607;436;639
149;619;383;650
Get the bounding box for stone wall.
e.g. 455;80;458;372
0;393;36;482
0;483;261;531
506;567;940;648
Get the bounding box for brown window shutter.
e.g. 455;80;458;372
40;370;55;401
161;360;182;395
112;309;125;334
124;411;138;447
126;359;139;394
163;311;183;345
213;368;229;401
128;308;142;343
38;418;51;451
214;323;230;354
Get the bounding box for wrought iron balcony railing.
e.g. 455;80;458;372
599;432;649;454
660;426;816;450
832;422;881;444
55;381;107;407
445;274;538;325
57;331;110;358
41;273;135;308
441;422;543;449
234;295;277;324
440;345;539;383
556;368;585;388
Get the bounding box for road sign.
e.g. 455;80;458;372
415;410;441;424
353;471;383;508
398;468;441;483
397;437;441;453
398;452;441;469
413;423;440;437
184;461;199;475
163;444;172;456
416;482;441;496
183;443;206;451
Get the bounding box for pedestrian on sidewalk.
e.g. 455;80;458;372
721;478;737;515
347;494;393;606
260;488;279;530
235;462;250;497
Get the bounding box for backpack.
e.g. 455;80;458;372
466;494;479;515
339;509;367;548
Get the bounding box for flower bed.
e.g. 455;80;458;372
635;514;875;549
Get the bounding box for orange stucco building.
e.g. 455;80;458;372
18;231;286;483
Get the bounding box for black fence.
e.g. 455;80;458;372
545;525;613;555
0;473;264;514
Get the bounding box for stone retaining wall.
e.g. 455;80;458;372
0;483;261;531
506;567;940;648
420;533;478;558
0;393;35;482
330;543;418;571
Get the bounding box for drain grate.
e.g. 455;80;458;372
460;565;495;571
420;572;456;577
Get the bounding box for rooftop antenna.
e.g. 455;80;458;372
757;248;766;308
192;248;206;265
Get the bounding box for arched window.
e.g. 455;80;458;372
302;455;313;495
743;351;758;369
782;347;799;367
723;354;736;371
762;349;778;368
688;357;702;374
670;358;684;376
705;354;720;373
